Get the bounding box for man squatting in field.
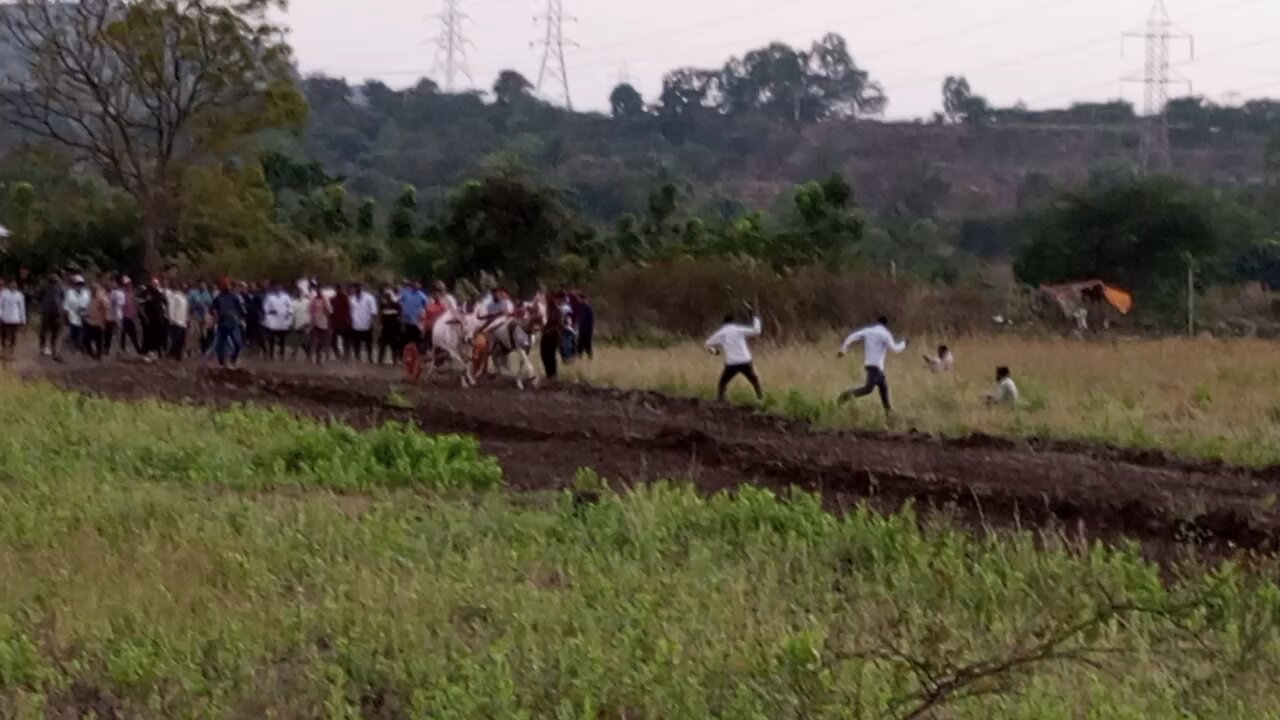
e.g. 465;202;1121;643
837;316;907;415
705;305;764;402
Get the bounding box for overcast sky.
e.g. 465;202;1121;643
286;0;1280;118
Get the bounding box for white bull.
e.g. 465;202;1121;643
426;309;539;389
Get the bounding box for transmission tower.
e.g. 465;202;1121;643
535;0;575;109
1123;0;1193;173
432;0;472;91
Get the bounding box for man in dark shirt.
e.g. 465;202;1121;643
210;279;245;367
37;275;63;360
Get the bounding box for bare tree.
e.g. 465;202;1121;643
0;0;305;271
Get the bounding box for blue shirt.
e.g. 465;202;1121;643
187;288;213;321
399;288;428;325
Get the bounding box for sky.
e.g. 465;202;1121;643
285;0;1280;119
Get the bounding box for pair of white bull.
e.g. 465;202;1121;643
424;304;543;389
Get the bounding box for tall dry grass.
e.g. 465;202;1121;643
571;334;1280;465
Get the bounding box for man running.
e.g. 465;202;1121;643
837;316;907;415
704;305;764;403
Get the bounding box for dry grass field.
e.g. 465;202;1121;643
572;335;1280;466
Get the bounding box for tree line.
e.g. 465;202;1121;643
4;0;1280;330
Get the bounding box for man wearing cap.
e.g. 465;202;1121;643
210;278;245;367
62;274;90;354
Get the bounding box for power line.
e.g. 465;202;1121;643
431;0;473;91
535;0;575;109
1123;0;1193;172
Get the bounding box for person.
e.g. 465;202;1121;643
349;283;377;363
186;281;213;357
116;277;142;355
62;274;90;354
244;282;265;357
433;280;459;314
704;307;764;402
0;278;27;357
540;291;563;380
261;283;293;361
308;289;333;365
166;283;189;361
330;284;351;360
210;279;245;367
139;278;169;362
837;316;908;415
924;344;954;373
987;366;1020;406
37;275;62;359
559;293;577;362
99;280;118;358
378;287;402;365
290;286;312;361
398;280;428;350
84;283;111;361
573;291;595;360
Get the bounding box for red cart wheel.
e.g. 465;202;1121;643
403;343;423;384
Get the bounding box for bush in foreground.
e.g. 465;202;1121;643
0;384;1278;718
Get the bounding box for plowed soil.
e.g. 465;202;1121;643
27;358;1280;555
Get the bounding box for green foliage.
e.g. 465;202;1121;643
661;33;885;126
434;174;574;291
492;69;535;106
0;380;502;492
609;82;647;119
0;380;1277;720
1015;176;1220;301
388;184;418;241
0;0;307;269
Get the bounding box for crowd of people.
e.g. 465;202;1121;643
0;273;597;379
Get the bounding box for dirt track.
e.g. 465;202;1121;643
28;359;1280;555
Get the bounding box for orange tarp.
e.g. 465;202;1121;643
1101;285;1133;315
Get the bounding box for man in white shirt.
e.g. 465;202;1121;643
837;315;908;414
704;307;764;402
261;283;294;361
165;284;189;360
62;274;90;354
349;282;378;363
0;278;27;357
986;366;1020;406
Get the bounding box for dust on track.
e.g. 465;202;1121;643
26;358;1280;555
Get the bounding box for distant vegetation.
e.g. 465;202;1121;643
4;2;1280;331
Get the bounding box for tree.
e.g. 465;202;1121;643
356;198;376;236
942;76;972;123
942;75;990;125
1014;177;1219;303
0;0;306;271
388;184;417;241
717;34;885;123
609;83;646;120
805;33;885;119
492;70;534;105
774;172;865;268
438;175;575;291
